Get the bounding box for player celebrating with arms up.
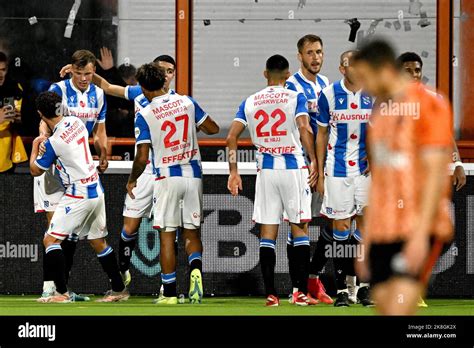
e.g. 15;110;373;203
227;55;318;306
128;63;219;305
30;92;127;303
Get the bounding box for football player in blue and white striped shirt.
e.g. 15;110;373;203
285;34;333;305
129;63;219;304
36;50;108;301
61;55;178;289
85;55;177;288
227;55;318;307
31;92;127;303
316;50;373;307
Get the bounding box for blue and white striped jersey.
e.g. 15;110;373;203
125;85;153;174
286;70;329;135
316;79;373;177
35;116;103;199
125;85;177;174
234;85;309;170
49;79;106;135
134;92;208;178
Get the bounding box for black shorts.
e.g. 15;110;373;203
369;241;417;286
369;238;439;287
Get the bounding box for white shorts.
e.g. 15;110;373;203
47;194;108;241
153;176;202;232
33;171;64;213
253;169;312;225
123;172;155;218
321;174;371;220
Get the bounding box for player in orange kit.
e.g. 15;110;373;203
353;39;454;315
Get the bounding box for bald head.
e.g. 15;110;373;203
340;50;357;68
339;50;360;86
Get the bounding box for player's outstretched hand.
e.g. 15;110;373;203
59;64;72;78
403;234;429;275
97;47;114;70
126;181;137;200
227;173;242;196
97;157;108;174
452;166;466;191
307;161;318;189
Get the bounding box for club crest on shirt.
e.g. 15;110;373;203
89;96;95;105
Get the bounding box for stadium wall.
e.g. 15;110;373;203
0;173;473;298
192;0;438;137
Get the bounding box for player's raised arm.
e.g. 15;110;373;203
59;63;127;99
93;72;129;99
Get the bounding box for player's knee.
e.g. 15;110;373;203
89;238;108;253
333;219;350;241
334;219;350;231
289;222;308;237
159;230;178;247
123;218;141;235
182;228;201;242
43;234;57;248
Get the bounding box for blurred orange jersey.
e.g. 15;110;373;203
366;82;453;244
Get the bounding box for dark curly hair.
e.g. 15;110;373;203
396;52;423;69
36;91;63;119
136;63;166;91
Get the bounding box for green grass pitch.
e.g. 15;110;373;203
0;296;473;316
